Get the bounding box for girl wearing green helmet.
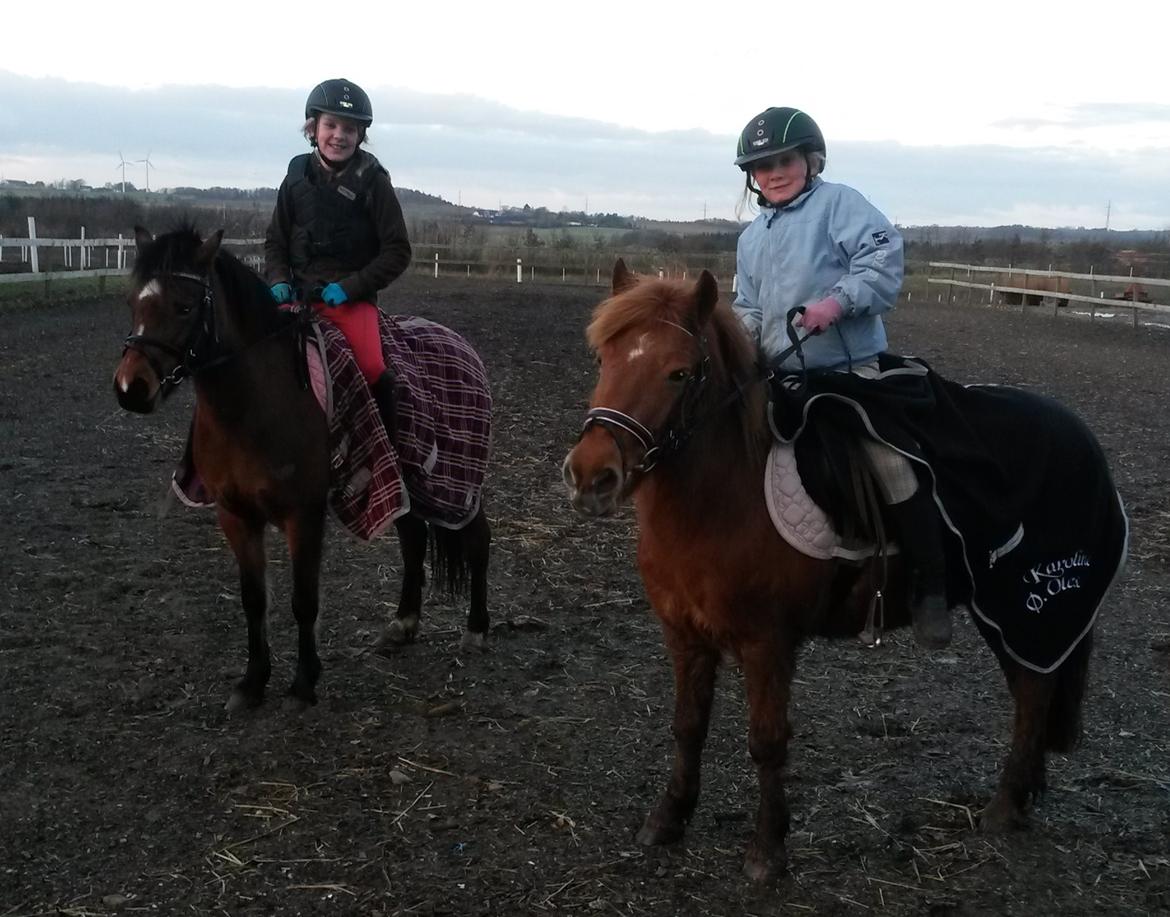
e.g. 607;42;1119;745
264;78;412;440
732;106;952;650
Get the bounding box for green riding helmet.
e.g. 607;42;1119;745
305;78;373;126
734;107;825;170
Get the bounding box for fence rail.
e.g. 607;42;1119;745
926;261;1170;327
0;221;734;293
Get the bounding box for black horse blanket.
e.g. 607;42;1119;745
772;354;1128;673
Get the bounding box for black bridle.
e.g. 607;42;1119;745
122;267;304;398
122;270;221;398
579;315;810;477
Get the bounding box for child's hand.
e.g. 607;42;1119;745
270;282;293;304
321;283;349;307
797;297;843;334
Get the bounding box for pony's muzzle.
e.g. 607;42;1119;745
113;356;160;414
562;444;624;517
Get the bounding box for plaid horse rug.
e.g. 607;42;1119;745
173;312;492;541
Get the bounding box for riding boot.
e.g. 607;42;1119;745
888;487;952;650
369;370;398;442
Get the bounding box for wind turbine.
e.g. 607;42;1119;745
136;153;154;193
116;151;129;193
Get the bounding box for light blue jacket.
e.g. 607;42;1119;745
733;177;904;371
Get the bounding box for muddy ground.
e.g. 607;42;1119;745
2;273;1169;916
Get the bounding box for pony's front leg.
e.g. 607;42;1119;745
637;623;719;846
740;635;798;882
285;508;326;706
218;508;270;711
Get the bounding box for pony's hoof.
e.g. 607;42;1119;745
743;843;787;882
225;685;263;712
980;798;1027;833
636;815;685;847
380;618;417;648
460;630;488;652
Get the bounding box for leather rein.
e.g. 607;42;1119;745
122;269;304;397
579;318;808;477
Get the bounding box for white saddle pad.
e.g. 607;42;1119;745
764;442;881;562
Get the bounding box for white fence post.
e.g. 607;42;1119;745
80;226;87;270
117;234;125;270
434;252;439;279
516;258;522;283
27;217;39;274
731;275;738;294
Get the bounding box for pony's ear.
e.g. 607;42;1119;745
134;225;153;254
695;270;719;328
612;258;637;294
195;230;224;269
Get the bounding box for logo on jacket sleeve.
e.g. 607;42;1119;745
871;231;890;246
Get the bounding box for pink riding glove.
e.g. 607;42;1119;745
798;297;844;334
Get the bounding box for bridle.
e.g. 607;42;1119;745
580;319;754;476
122;267;303;398
578;314;810;478
122;270;221;398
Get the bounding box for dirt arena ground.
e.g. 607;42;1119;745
2;272;1168;916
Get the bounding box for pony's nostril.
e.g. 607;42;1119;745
593;467;619;497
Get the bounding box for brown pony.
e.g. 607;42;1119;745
113;226;491;710
562;261;1096;881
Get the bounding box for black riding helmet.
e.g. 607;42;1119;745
734;107;825;170
305;78;373;126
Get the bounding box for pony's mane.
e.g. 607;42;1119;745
135;222;290;333
588;275;770;461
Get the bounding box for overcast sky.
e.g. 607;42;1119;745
4;0;1169;229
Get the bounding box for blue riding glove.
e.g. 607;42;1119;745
321;283;349;307
270;282;293;304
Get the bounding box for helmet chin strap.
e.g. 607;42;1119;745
314;147;341;171
752;153;817;210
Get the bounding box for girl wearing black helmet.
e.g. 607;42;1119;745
265;78;412;438
732;106;952;650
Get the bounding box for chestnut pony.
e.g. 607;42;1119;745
562;261;1096;881
113;226;490;710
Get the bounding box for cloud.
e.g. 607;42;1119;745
993;102;1170;131
3;71;1169;229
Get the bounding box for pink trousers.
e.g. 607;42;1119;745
313;299;385;383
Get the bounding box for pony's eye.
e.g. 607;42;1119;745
668;368;690;383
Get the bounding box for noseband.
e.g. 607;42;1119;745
578;315;807;478
580;320;714;476
122;271;218;397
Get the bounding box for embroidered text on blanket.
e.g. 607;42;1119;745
1023;551;1091;614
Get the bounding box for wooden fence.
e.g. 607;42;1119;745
926;261;1170;327
0;220;736;293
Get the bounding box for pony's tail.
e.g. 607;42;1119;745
429;524;471;597
1046;629;1093;753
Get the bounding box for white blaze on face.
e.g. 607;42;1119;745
626;332;653;363
138;279;161;301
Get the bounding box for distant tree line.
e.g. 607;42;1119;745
4;189;1166;278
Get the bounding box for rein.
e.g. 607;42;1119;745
122;268;303;397
581;318;809;476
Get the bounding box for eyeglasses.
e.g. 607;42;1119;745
750;151;803;174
